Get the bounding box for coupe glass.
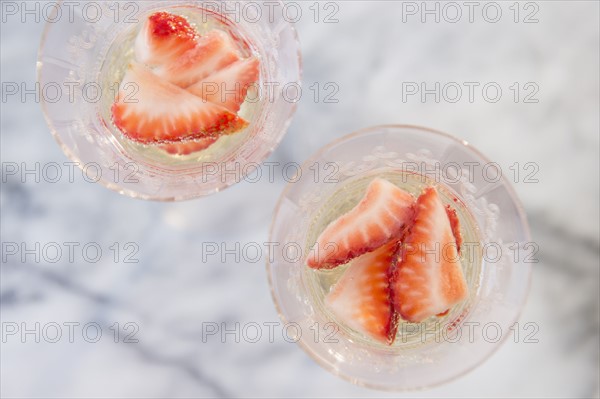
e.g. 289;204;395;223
37;0;301;200
267;125;532;390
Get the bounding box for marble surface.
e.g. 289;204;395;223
1;1;599;397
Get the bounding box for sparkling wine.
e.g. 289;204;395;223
304;170;483;348
97;6;262;166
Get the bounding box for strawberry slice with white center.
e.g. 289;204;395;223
306;178;415;270
160;137;218;155
111;63;248;144
188;57;260;113
154;30;241;88
391;187;468;323
325;241;399;345
135;12;198;68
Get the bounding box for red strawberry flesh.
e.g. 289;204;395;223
188;57;260;113
154;30;241;88
135;12;197;68
111;63;248;144
445;204;463;253
160;137;218;155
325;241;400;345
391;187;468;323
307;178;415;269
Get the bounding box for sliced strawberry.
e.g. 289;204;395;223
446;204;463;253
188;57;260;113
135;12;198;68
160;137;218;155
307;178;415;269
391;187;468;323
154;30;241;88
325;241;399;345
111;63;248;144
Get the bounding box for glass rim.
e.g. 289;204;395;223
266;124;532;391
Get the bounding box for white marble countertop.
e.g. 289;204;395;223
1;1;598;397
